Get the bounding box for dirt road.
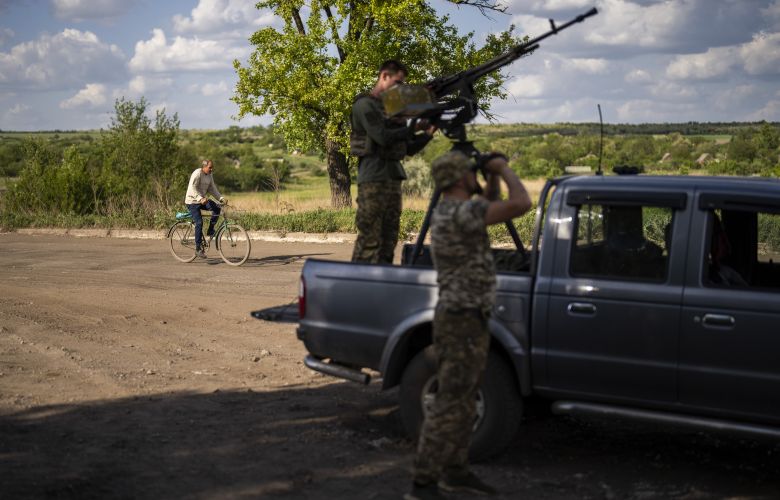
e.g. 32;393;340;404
1;233;779;499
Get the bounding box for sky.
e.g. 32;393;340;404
0;0;778;131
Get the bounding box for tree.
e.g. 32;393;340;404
99;97;187;209
233;0;521;207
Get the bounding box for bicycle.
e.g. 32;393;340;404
167;201;251;266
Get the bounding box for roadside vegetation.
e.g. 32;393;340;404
1;97;778;244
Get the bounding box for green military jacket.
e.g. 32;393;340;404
351;94;432;184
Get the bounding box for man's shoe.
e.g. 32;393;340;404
403;482;446;500
196;249;207;259
439;472;497;496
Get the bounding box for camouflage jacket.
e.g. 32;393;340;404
430;197;496;315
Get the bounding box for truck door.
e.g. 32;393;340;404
542;190;688;403
680;193;780;423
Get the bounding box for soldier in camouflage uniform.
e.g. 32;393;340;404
350;60;436;264
405;151;531;500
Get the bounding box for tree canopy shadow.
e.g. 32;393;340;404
0;383;409;499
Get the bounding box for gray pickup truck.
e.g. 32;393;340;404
290;173;780;459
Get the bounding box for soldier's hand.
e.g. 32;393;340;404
483;152;509;174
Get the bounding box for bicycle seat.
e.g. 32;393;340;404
175;211;191;220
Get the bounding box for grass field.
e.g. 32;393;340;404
229;168;547;213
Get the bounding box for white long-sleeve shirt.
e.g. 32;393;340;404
185;168;222;204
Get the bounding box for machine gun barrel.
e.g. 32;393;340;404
426;7;598;98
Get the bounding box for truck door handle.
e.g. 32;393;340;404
701;313;736;328
567;302;596;315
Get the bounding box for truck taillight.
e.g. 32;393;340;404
298;276;306;319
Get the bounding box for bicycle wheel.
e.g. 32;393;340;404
217;223;251;266
169;221;197;263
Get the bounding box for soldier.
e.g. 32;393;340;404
350;59;436;264
405;151;531;500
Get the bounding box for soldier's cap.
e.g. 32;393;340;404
431;151;474;189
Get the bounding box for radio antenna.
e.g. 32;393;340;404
597;104;604;176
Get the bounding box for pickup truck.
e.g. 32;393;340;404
286;173;780;459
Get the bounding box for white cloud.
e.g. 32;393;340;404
649;81;698;101
666;32;780;80
616;99;683;123
745;99;780;121
665;46;738;80
763;0;780;29
0;29;125;89
172;0;274;37
506;74;546;98
510;0;766;58
52;0;138;22
624;68;652;84
7;103;29;115
564;58;609;74
200;81;229;96
740;32;780;75
113;75;174;99
713;84;758;111
60;83;107;109
129;29;248;73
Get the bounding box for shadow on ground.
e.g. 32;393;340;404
203;253;332;267
0;383;408;499
2;384;780;499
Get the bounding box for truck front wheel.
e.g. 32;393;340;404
398;347;523;461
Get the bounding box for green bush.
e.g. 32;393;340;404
5;97;189;218
402;157;433;197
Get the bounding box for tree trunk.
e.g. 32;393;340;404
325;138;352;208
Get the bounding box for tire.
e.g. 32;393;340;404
168;221;197;263
217;223;251;266
399;347;523;461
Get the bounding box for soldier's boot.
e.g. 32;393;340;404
403;482;447;500
439;472;497;496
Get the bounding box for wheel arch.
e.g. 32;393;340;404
380;311;531;396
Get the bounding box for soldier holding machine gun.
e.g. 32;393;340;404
350;60;437;264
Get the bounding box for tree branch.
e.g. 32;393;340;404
446;0;508;16
323;5;346;62
291;7;306;34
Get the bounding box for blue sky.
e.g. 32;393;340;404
1;0;779;131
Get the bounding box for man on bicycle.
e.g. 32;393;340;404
185;159;225;259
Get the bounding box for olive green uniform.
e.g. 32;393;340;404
412;197;496;486
350;94;432;264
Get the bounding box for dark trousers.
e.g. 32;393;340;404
187;200;221;250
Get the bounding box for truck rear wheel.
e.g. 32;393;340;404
399;347;523;461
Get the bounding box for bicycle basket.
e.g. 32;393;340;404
175;211;191;220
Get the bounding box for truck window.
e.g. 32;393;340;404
705;209;780;290
571;204;673;282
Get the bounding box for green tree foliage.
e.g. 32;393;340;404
233;0;522;207
6;98;192;216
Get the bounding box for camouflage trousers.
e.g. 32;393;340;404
412;306;490;485
351;180;402;264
